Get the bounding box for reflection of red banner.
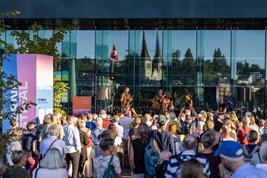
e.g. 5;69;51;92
73;96;92;114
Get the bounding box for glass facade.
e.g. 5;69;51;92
2;29;267;115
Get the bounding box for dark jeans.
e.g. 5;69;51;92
66;151;80;178
79;148;87;175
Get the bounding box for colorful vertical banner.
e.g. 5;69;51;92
2;54;53;132
2;54;18;133
36;55;53;124
17;55;37;128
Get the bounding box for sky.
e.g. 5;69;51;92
49;29;266;68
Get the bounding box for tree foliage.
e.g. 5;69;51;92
54;81;69;115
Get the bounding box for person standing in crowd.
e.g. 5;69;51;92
221;125;236;141
168;123;180;155
6;127;24;166
99;110;110;129
128;123;149;178
113;115;124;138
86;114;96;131
204;119;222;146
32;149;68;178
165;134;210;178
129;116;142;138
94;138;122;178
251;134;267;165
38;114;53;142
51;113;65;140
225;91;234;113
64;116;81;178
214;140;267;178
198;132;221;178
151;115;174;154
142;114;152;128
255;141;267;172
80;119;94;178
40;124;65;158
120;87;133;118
3;150;30;178
155;151;172;178
22;122;39;175
180;158;206;178
78;120;89;178
243;130;259;162
7;118;18;135
91;117;104;158
237;116;252;146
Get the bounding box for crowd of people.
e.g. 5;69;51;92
1;89;267;178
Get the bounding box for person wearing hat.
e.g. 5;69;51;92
214;141;267;178
151;115;174;154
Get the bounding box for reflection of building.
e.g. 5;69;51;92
237;75;253;85
140;31;152;82
152;33;163;81
139;31;163;84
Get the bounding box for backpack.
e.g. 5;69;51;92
144;139;160;177
103;156;117;178
243;145;259;162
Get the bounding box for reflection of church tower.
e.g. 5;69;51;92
140;31;152;82
152;32;163;81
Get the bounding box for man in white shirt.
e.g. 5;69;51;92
119;114;133;139
64;116;81;178
113;115;124;138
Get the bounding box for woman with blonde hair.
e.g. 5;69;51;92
169;124;180;155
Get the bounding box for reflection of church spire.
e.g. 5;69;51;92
153;32;162;63
152;31;163;81
141;31;151;61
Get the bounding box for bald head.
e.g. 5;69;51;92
183;134;198;150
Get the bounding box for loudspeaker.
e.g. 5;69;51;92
204;87;217;109
97;87;108;100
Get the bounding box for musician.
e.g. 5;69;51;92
120;87;133;117
185;93;193;108
151;89;164;114
160;91;172;115
225;90;234;113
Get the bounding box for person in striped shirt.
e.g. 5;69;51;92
165;134;210;178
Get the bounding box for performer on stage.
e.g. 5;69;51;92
225;90;234;113
151;89;164;114
160;91;172;115
185;93;193;108
120;87;133;117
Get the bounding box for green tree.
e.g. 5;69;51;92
54;81;69;115
1;14;69;117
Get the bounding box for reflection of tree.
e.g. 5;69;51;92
237;61;264;74
203;48;230;85
181;48;196;85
